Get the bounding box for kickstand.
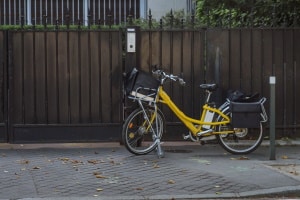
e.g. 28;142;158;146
155;138;164;158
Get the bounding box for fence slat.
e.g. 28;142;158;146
46;32;58;124
57;32;69;123
182;31;193;117
23;32;35;124
0;32;4;123
79;32;91;123
35;32;47;123
12;33;23;123
229;29;241;89
90;32;101;123
100;32;112;123
111;31;122;123
294;30;300;127
252;29;263;94
69;32;80;123
240;30;252;92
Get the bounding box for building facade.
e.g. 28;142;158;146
0;0;195;26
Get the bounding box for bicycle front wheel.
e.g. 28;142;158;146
216;107;264;155
122;107;165;155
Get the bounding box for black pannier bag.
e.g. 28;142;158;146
124;68;160;101
228;90;263;128
230;101;262;128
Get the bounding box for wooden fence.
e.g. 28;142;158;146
0;27;299;143
138;28;300;137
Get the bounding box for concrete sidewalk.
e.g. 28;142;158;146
0;141;299;200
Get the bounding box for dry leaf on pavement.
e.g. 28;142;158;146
18;160;30;164
88;160;99;164
32;166;40;170
153;163;160;168
95;174;107;179
231;156;249;160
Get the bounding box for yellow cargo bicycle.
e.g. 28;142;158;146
122;67;268;157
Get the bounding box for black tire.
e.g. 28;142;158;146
216;106;264;154
122;107;165;155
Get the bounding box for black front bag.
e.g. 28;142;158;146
124;68;160;99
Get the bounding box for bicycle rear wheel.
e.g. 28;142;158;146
216;107;263;154
122;107;165;155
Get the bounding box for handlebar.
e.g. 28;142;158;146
152;69;186;86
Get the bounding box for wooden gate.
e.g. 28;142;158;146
4;30;123;143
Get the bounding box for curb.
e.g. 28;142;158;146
8;186;300;200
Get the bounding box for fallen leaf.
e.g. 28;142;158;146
32;166;40;170
153;163;160;168
95;174;107;179
135;187;144;190
238;156;249;160
93;172;101;176
59;158;70;161
96;188;103;192
19;160;30;164
168;180;176;184
70;160;83;164
88;160;99;164
281;155;289;159
231;156;249;160
215;192;222;195
290;171;299;175
215;185;220;188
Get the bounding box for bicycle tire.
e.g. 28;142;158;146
216;106;264;154
122;107;165;155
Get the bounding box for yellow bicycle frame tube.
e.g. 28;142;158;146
157;86;230;136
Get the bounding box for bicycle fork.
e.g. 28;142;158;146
138;101;164;158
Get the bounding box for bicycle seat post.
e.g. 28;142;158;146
205;90;212;104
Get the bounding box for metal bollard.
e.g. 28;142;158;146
269;76;276;160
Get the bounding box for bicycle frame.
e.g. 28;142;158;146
157;86;233;136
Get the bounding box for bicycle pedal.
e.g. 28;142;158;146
183;134;191;140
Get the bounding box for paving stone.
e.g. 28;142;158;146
0;144;299;199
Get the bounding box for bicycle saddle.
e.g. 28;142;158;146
200;83;218;91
